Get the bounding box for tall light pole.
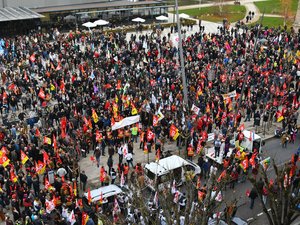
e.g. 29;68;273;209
175;0;189;107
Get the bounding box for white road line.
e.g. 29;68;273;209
257;212;264;216
267;208;271;211
247;218;254;221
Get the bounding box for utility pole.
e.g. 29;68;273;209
175;0;189;106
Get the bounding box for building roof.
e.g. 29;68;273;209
0;7;44;22
33;0;164;13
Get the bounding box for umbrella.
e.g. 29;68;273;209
82;22;97;28
94;19;109;26
156;15;168;21
81;14;90;21
64;15;76;22
132;17;145;23
179;13;190;19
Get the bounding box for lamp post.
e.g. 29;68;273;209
175;0;189;107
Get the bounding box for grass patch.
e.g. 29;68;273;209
178;5;246;23
254;0;298;16
253;16;293;28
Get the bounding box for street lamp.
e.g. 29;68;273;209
175;0;189;107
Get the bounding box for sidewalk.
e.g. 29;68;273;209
80;117;283;190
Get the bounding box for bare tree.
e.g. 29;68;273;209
249;161;300;225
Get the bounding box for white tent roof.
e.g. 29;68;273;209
145;155;190;176
84;185;123;202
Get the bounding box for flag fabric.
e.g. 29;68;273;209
240;157;249;172
43;136;52;145
92;109;99;123
249;153;257;168
95;130;102;142
131;105;138;115
239;123;245;131
35;160;46;175
68;210;76;225
82;212;89;225
120;172;125;187
260;157;271;170
35;128;41;137
53;134;57;150
146;129;155;142
44;178;52;190
169;124;179;140
87;188;92;204
0;154;10;167
173;190;179;203
99;192;103;204
21;150;29;164
217;170;227;183
113;197;120;215
198;190;205;201
73;182;77;197
38;88;45;99
10;171;17;183
45;199;55;213
153;115;159;127
43;151;50;164
196;139;202;154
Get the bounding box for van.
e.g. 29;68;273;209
144;155;201;191
83;184;127;204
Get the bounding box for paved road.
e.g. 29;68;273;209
226;134;300;224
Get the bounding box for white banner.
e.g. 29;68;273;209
112;115;140;131
222;90;236;99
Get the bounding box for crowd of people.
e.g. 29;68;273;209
0;17;298;225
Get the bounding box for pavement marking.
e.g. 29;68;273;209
257;212;264;216
267;208;271;211
247;218;254;222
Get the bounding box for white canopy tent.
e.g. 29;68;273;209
82;22;97;28
132;17;145;23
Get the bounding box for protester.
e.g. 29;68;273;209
0;17;297;225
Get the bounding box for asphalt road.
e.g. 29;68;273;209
228;134;300;225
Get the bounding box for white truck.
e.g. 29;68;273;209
205;130;263;164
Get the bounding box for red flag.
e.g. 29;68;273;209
35;128;41;137
111;117;115;126
44;177;52;190
239;123;245;131
43;151;50;164
10;171;17;183
240;157;249;171
249;153;257;167
82;212;89;225
53;134;57;150
153;115;159;127
38;88;45;99
21;150;29;165
87;188;92;204
146;129;155;142
217;170;227;182
35;160;46;175
116;80;121;90
60;79;65;93
169;124;179;140
29;54;35;62
95;130;102;143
